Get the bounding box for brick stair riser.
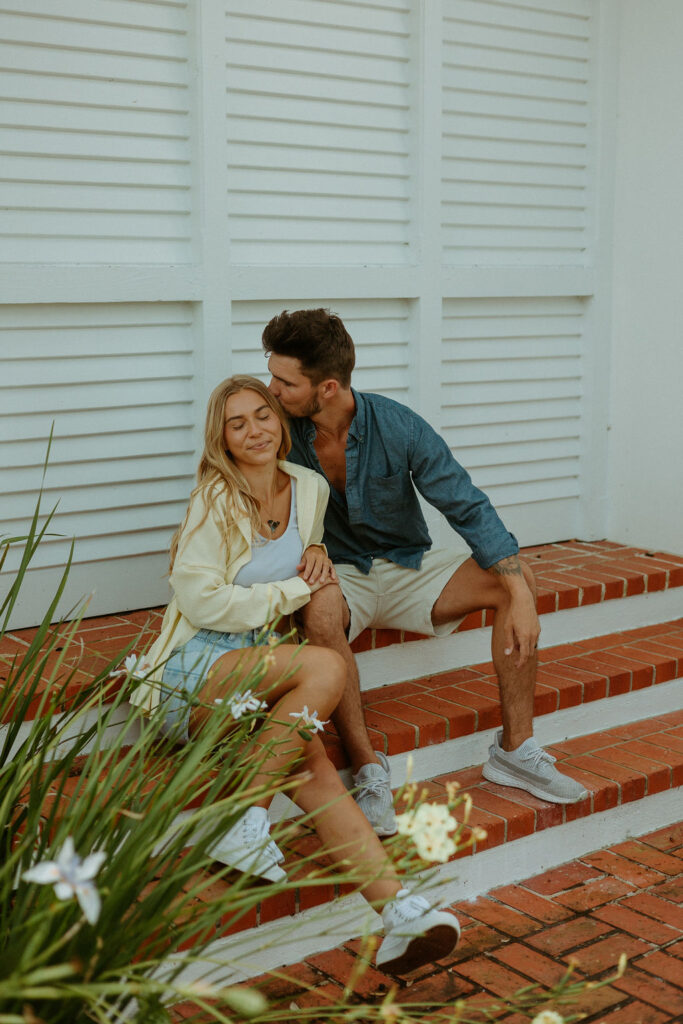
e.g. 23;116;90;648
6;590;682;737
4;542;683;723
6;615;681;781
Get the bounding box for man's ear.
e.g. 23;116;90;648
319;378;339;399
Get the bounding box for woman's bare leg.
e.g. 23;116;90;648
292;737;401;908
190;643;346;805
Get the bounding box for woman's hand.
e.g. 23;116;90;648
297;545;337;587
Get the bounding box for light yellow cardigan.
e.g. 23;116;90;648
129;461;329;714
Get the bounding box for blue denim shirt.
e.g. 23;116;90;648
287;390;519;574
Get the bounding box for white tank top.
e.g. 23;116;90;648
233;481;303;587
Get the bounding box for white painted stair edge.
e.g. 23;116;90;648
357;587;683;691
164;784;683;989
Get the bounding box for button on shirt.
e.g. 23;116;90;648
286;389;519;574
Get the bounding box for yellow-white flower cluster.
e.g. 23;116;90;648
395;802;457;863
530;1012;564;1024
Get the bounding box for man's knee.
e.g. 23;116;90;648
300;583;349;640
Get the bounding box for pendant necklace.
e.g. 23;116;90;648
266;519;280;534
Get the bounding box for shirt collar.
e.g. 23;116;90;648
347;388;365;441
299;387;365;443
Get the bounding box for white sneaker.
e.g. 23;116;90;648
209;806;286;882
353;752;397;836
376;889;460;974
482;732;588;804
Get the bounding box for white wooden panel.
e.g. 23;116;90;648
230;298;414;402
0;1;194;263
0;303;198;589
442;0;592;264
225;0;414;263
441;296;586;542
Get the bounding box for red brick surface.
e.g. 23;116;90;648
3;542;682;725
156;711;683;940
171;821;683;1023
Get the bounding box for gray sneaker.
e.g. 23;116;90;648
352;752;397;836
377;888;461;974
209;806;286;882
482;732;588;804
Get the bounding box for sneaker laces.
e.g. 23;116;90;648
357;777;388;797
240;812;269;846
384;888;431;926
519;744;556;773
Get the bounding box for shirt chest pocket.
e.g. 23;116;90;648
367;471;411;515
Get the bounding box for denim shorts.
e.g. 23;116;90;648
159;626;275;744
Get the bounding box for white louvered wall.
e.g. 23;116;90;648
0;1;194;263
441;296;584;542
2;0;612;626
0;302;198;619
442;0;592;265
225;0;414;263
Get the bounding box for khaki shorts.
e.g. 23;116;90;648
336;547;472;643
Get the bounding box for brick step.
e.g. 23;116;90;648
164;706;683;976
2;541;682;723
184;821;683;1024
320;617;683;770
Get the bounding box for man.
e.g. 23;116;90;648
263;308;587;835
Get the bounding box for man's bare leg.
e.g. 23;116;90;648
431;557;538;751
299;584;380;773
299;584;397;835
432;557;586;803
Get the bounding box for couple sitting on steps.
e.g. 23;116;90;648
131;308;587;976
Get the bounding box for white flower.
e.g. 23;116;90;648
110;653;152;679
413;803;456;832
531;1013;564;1024
289;705;329;733
396;810;419;836
396;800;459;863
414;829;456;863
22;836;105;924
396;802;455;837
214;689;268;719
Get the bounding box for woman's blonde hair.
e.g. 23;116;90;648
169;376;291;570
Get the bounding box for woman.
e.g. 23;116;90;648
130;376;459;974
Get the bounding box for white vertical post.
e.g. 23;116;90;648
579;0;619;540
413;0;444;427
192;0;232;445
413;0;449;542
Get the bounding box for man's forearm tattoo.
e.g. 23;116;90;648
492;554;523;577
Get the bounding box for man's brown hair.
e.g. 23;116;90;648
262;308;355;388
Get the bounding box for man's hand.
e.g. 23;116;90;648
297;545;338;588
491;554;540;668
